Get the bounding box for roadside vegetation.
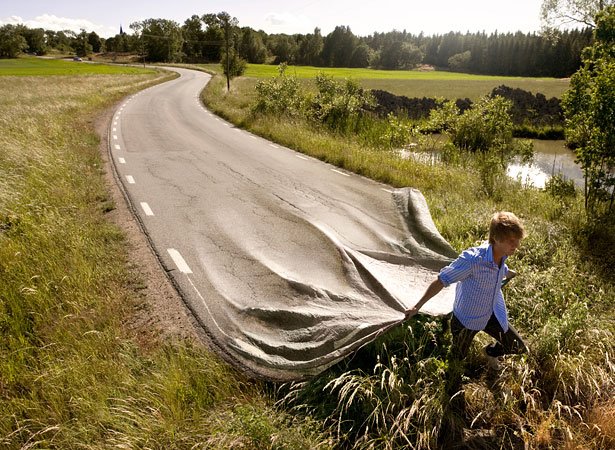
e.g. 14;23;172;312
200;22;615;447
0;60;330;448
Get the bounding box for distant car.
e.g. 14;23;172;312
73;56;83;62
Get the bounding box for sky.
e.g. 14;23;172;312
0;0;544;38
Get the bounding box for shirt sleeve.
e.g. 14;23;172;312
438;249;476;287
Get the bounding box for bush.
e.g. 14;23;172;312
253;64;305;117
310;73;375;133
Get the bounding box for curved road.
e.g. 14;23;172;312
109;67;456;380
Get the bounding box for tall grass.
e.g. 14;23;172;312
0;70;329;448
202;72;615;449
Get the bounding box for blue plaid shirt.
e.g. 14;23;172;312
438;242;509;331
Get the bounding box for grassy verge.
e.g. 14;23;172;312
0;63;329;448
202;72;614;448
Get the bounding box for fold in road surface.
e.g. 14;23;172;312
110;67;458;380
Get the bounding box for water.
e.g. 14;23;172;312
400;139;584;189
507;140;583;189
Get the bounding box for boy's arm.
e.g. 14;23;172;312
405;277;444;320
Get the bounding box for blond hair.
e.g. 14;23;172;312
488;212;525;244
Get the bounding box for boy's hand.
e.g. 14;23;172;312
404;306;419;320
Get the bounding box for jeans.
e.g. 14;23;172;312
449;313;528;359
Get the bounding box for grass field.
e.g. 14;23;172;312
0;56;157;76
194;62;570;100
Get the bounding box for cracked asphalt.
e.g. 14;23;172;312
109;67;457;381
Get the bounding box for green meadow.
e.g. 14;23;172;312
0;56;156;76
194;62;570;100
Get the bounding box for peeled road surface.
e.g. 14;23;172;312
109;67;458;381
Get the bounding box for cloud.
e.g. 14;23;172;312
263;12;312;33
0;14;118;37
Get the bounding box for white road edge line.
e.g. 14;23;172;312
140;202;154;216
331;169;350;177
269;144;279;149
186;277;227;335
296;155;308;160
381;188;394;193
126;175;135;184
167;248;193;274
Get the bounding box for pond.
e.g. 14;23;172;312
507;140;584;189
401;138;584;189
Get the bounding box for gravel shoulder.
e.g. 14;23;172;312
95;101;209;348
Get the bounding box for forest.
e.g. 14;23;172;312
1;14;592;78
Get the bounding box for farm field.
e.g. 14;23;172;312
0;56;157;76
195;62;570;100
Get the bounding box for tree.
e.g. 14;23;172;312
238;27;267;63
73;29;93;57
296;28;323;66
20;27;47;55
321;26;359;67
448;50;472;72
541;0;614;29
45;30;74;53
202;13;224;62
349;43;371;68
87;31;102;53
217;12;245;91
268;34;297;64
562;5;615;217
131;19;184;63
182;15;206;62
0;25;28;58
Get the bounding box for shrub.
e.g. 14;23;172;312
310;73;375;133
253;64;305;117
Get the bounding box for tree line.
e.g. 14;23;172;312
1;13;592;78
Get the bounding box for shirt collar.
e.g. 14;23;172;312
486;242;507;266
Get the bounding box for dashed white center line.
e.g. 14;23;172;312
118;157;126;164
331;169;350;177
126;175;135;184
114;144;121;150
140;202;154;216
113;127;117;132
167;248;193;274
296;155;308;160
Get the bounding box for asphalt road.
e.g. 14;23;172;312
109;67;456;380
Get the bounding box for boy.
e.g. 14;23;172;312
406;211;528;370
